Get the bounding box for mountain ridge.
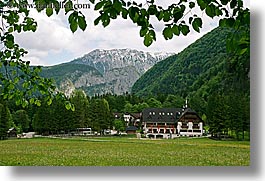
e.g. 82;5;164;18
41;48;174;96
131;26;250;102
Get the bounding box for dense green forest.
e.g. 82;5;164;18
132;27;249;98
0;91;185;138
132;26;250;140
0;27;250;141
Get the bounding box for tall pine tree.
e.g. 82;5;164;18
0;103;12;140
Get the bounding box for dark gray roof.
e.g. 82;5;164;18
126;126;138;131
179;108;203;122
124;112;141;119
142;108;183;123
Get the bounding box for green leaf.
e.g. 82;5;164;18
14;24;22;33
30;98;35;105
230;0;237;9
163;27;173;40
54;1;60;14
70;20;78;32
197;0;206;10
35;0;46;12
192;18;202;32
78;16;87;31
47;98;53;106
94;16;101;25
156;11;163;21
180;25;190;35
5;34;14;49
65;102;71;110
206;4;215;18
163;10;171;22
149;29;156;41
172;25;180;36
140;27;148;37
71;105;75;111
102;15;110;27
113;0;122;11
95;1;105;10
8;27;14;33
221;0;229;5
148;5;157;15
189;2;195;9
46;8;53;17
16;99;21;106
121;8;128;19
22;99;28;108
65;0;73;14
68;12;78;32
215;8;223;16
35;100;41;107
144;33;153;47
173;10;182;22
189;17;193;24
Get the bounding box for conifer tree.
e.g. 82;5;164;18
0;103;12;140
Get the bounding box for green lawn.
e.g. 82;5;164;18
0;137;250;166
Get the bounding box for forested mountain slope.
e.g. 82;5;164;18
132;27;250;100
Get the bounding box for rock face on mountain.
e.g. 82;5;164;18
42;49;173;96
71;49;172;75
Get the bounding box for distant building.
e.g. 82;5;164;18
142;108;203;139
124;112;141;127
76;128;93;135
114;112;141;127
7;127;17;138
125;126;138;134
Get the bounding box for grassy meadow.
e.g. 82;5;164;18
0;137;250;166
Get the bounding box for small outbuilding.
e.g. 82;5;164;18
125;126;138;134
7;127;17;138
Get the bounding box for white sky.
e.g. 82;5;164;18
14;0;250;66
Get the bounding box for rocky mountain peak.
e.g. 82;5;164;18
71;48;174;75
42;49;173;96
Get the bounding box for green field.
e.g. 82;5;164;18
0;137;250;166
